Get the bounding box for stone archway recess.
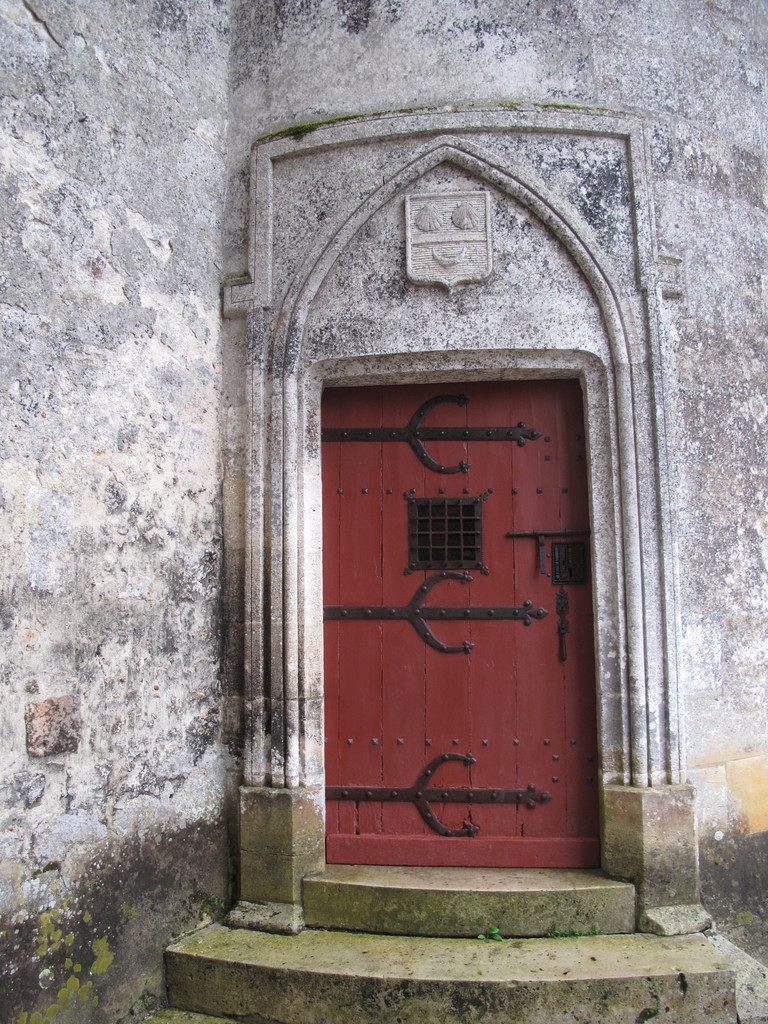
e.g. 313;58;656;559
224;107;707;935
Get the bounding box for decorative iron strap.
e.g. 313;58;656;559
324;571;548;654
327;752;553;838
322;394;542;474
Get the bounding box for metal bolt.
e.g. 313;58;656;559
397;738;404;745
552;776;559;783
337;488;344;495
371;738;378;745
387;488;393;494
553;755;559;762
452;738;459;745
482;739;489;746
570;738;577;745
362;487;368;494
425;739;432;746
536;487;543;494
544;738;551;746
511;488;518;495
347;738;353;745
514;738;520;746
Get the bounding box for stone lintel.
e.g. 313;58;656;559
602;784;708;933
238;785;324;912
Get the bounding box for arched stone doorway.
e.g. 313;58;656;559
226;108;705;935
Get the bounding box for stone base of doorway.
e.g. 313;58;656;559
162;924;736;1023
302;864;636;937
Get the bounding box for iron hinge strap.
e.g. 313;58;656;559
322;394;542;474
327;785;554;807
326;752;553;838
324;572;548;655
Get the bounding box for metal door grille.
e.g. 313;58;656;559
408;498;483;569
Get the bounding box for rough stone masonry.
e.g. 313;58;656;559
1;1;768;1022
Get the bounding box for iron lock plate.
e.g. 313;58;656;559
552;542;588;584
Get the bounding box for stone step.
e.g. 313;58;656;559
166;923;736;1024
302;864;636;937
147;1013;225;1024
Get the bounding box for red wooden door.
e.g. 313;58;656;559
322;381;599;867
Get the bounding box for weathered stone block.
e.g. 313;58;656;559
603;784;707;932
24;695;81;757
238;786;324;908
7;771;46;808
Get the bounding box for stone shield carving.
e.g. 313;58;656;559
405;191;492;288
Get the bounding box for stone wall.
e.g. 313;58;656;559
0;1;240;1021
2;1;767;1021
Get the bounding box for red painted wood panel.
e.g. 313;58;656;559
322;381;599;867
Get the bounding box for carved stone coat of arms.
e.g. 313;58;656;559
405;191;492;288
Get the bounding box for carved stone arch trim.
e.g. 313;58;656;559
274;137;637;376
